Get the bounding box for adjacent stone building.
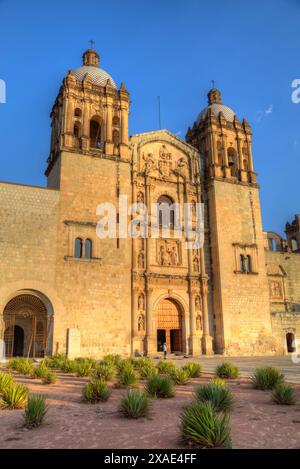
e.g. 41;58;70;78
0;48;299;358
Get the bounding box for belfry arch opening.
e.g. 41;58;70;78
156;298;184;353
3;294;49;358
286;332;296;353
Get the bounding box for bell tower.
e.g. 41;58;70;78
186;88;276;355
46;47;130;185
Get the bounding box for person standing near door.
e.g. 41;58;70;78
163;342;167;360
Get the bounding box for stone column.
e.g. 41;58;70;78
105;100;113;155
201;278;213;355
81;102;90;152
237;134;247;182
146;286;156;355
132;287;143;356
188;286;202;356
145;179;151;271
64;95;74;147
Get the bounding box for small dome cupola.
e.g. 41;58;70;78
208;87;222;105
82;49;100;67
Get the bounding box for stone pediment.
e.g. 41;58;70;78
130;129;200;181
266;263;286;276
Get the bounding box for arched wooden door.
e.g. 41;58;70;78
157;298;183;353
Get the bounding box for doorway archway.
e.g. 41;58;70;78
286;332;296;353
156;298;183;353
3;294;48;358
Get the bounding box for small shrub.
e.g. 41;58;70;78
24;394;47;429
139;364;158;379
117;364;138;388
102;354;122;368
42;371;57;385
251;367;284;390
211;377;226;387
215;362;239;379
8;358;34;375
76;361;93;377
32;364;49;380
60;359;77;373
93;361;116;382
83;379;110;403
195;383;234;412
74;357;97;368
182;362;202;378
119;390;150;419
136;357;152;369
145;375;174;398
181;401;231;448
117;358;134;372
157;361;176;375
44;354;66;369
272;383;296;405
0;383;28;409
0;371;14;393
172;368;190;385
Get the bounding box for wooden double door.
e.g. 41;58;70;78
157;298;183;353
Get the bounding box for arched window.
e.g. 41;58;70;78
85;239;92;259
240;255;246;273
157;195;175;228
90;117;102;149
246;255;252;273
270;239;277;252
227;147;237;177
286;332;296;353
74;108;82;118
75;238;83;258
291;238;299;252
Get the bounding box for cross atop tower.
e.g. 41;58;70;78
211;79;216;88
89;39;95;49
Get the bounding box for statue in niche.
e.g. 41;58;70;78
159;244;170;266
138;251;145;269
138;293;145;310
137;191;144;204
193;255;200;272
138;314;145;332
270;281;282;298
196;314;202;331
195;296;201;311
143;152;156;175
170;246;178;266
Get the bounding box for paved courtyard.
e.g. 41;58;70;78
163;355;300;384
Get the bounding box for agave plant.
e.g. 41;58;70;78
119;390;150;419
24;394;48;429
139;364;158;379
215;362;239;379
83;379;110;403
0;371;14;394
42;371;57;385
145;375;174;398
182;362;202;378
157;361;176;376
0;382;28;409
172;368;190;385
117;364;138;388
76;361;93;377
195;383;234;412
272;383;296;405
251;367;284;390
32;364;49;379
93;361;116;382
181;401;231;448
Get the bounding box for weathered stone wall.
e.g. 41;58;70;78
208;179;276;355
265;249;300;353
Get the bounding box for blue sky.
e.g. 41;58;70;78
0;0;299;235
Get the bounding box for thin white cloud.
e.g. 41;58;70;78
256;104;274;123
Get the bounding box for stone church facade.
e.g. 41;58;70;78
0;48;299;359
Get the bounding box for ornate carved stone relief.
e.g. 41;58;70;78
157;239;181;266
